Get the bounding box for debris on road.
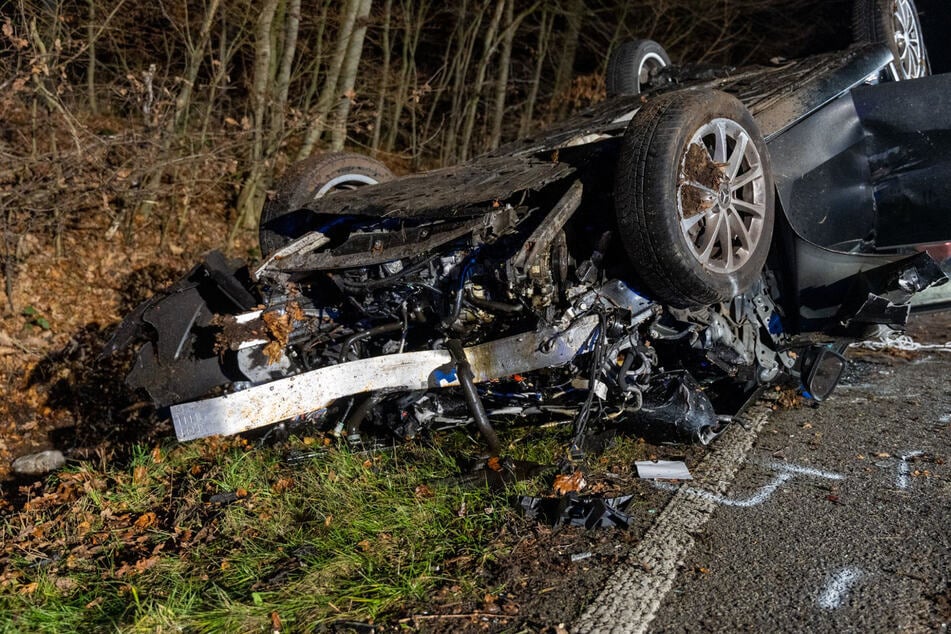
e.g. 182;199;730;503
635;460;693;480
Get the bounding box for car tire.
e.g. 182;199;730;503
614;89;774;307
853;0;930;79
606;39;671;97
259;152;394;257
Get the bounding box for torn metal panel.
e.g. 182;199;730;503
299;155;576;220
109;252;257;407
851;73;951;248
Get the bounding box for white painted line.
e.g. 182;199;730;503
896;450;924;490
651;461;843;508
816;567;864;609
766;461;845;480
573;405;772;634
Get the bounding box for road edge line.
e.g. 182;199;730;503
573;403;773;634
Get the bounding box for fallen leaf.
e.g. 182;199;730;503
133;512;157;532
18;582;38;595
271;478;293;494
553;470;586;495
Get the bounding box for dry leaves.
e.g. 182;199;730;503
553;470;586;495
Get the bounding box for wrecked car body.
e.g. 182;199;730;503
106;42;949;454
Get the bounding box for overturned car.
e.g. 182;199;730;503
106;39;950;456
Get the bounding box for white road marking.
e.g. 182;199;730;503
651;461;843;508
816;567;864;609
896;450;924;489
574;405;773;634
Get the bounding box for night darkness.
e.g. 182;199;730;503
919;0;951;71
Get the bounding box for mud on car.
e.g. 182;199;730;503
107;10;950;456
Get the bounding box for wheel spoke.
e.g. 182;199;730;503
713;121;728;163
899;1;911;29
682;206;715;232
726;132;748;180
733;198;766;218
718;209;734;269
682;180;717;197
731;165;762;192
698;212;723;262
894;7;907;31
729;208;753;250
682;214;703;233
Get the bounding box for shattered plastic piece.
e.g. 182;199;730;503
632;371;720;443
570;552;593;563
635;460;693;480
517;493;634;529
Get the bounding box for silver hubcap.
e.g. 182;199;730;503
637;52;667;91
891;0;926;79
314;174;380;199
677;118;767;275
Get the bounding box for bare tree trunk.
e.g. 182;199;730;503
488;0;515;151
232;0;280;237
519;7;552;137
301;1;331;114
385;0;428;154
371;0;393;153
298;0;360;160
268;0;301;150
199;4;249;147
458;0;505;161
549;0;583;120
137;0;221;219
442;0;485;164
330;0;373;151
173;0;223;132
87;0;97;114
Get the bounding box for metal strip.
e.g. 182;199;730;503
171;315;598;441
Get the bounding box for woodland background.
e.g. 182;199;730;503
0;0;856;273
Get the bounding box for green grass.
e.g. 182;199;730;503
0;429;570;633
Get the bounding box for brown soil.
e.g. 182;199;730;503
679;143;722;219
0;214;257;482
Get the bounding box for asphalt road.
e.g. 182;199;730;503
575;314;951;634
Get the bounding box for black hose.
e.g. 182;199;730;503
344;394;377;440
338;322;402;362
446;338;501;456
570;310;609;458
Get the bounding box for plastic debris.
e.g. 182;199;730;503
635;460;692;480
517;493;634;529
